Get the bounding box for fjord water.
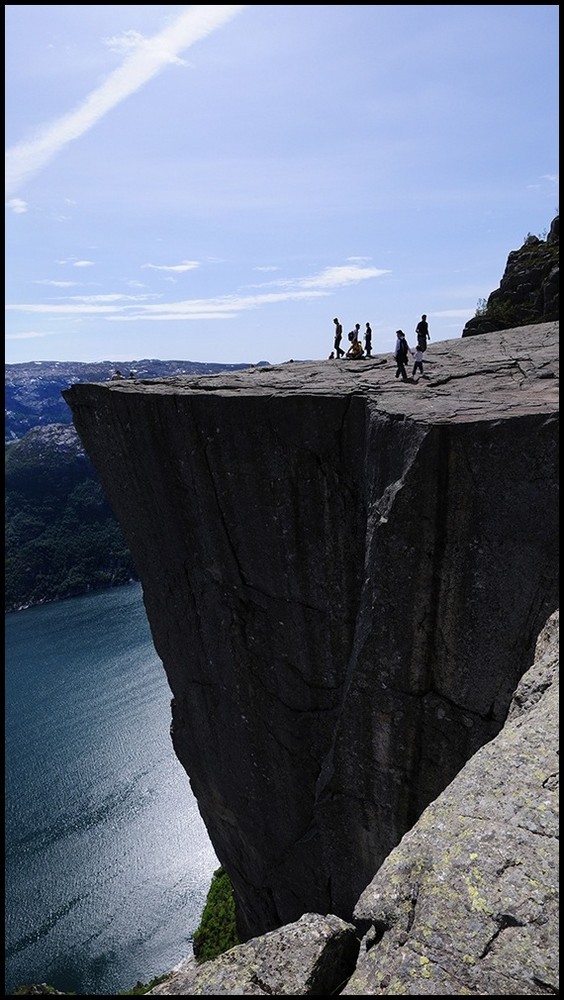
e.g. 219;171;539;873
5;583;218;996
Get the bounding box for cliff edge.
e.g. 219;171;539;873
63;322;559;947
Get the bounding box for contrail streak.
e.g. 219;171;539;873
5;5;247;197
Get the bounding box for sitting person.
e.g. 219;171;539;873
347;338;364;359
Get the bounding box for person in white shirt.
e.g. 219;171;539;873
412;345;424;378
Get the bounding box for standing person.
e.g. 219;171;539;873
394;330;410;381
415;314;430;351
333;318;345;358
412;343;424;379
364;322;372;357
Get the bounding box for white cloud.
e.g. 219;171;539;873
33;280;80;287
6;197;28;213
5;330;54;340
296;264;390;290
104;28;187;67
250;264;390;292
5;5;248;197
65;293;160;303
7;303;121;314
56;257;96;266
6;261;388;322
142;260;200;272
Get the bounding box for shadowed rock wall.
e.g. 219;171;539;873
63;323;559;941
146;610;559;996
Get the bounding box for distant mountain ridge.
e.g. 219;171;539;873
5;359;268;443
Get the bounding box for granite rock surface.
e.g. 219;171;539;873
148;611;559;995
63;322;559;941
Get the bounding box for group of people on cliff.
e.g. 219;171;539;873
330;314;430;381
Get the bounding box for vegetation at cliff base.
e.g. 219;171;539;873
192;867;240;963
11;973;169;995
117;974;170;994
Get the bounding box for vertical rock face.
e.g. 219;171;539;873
63;323;559;941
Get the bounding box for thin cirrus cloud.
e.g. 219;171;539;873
5;5;248;198
34;280;80;287
5;330;56;341
6;262;388;322
56;258;95;267
142;261;201;272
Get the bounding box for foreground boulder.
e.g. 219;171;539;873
149;912;359;996
343;610;559;996
63;322;559;941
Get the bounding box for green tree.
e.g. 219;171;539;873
192;867;240;963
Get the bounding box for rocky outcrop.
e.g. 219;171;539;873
149;912;359;996
462;216;559;336
147;609;559;996
343;609;559;996
63;322;559;946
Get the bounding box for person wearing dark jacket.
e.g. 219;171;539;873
364;322;372;357
394;330;410;381
333;317;345;358
415;314;430;351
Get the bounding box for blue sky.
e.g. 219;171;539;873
5;5;559;366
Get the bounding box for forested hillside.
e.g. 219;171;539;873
5;358;266;611
5;424;136;611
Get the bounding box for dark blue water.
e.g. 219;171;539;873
5;583;218;996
